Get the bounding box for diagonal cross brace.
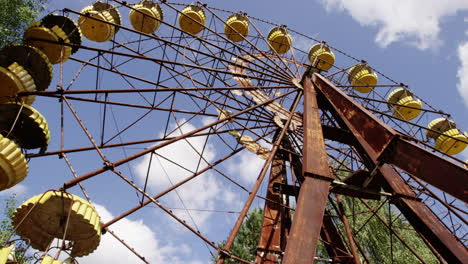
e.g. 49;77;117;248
312;73;468;263
312;73;467;203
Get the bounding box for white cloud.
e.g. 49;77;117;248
226;150;265;185
78;204;199;264
457;41;468;108
134;121;239;229
320;0;468;49
201;116;217;126
293;34;319;55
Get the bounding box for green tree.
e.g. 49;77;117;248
327;160;438;263
214;208;263;263
0;0;48;48
0;195;32;264
340;197;437;264
213;199;438;263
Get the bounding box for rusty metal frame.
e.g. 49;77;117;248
282;73;334;264
255;154;288;264
312;73;467;203
14;2;467;263
312;73;468;263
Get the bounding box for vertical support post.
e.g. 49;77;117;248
256;155;289;263
336;195;361;264
217;91;303;264
282;74;334;264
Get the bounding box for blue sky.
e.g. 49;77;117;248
2;0;468;263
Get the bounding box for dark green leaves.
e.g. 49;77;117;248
0;0;48;48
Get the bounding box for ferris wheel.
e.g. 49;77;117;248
0;1;466;263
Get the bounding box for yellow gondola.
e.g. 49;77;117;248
129;1;163;34
41;14;82;55
348;64;378;93
0;103;50;150
224;13;249;42
267;26;292;54
41;256;63;264
386;88;422;120
13;191;101;257
434;128;468;155
0;134;28;191
426;118;456;139
24;14;82;64
0;45;53;105
23;24;71;64
0;62;35;104
79;1;121;42
0;246;12;264
179;5;206;35
308;43;335;71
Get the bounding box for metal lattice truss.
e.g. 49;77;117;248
4;1;466;263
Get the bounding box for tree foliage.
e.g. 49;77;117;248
0;196;18;244
339;197;437;264
0;0;47;47
214;208;263;263
0;195;32;264
214;199;438;264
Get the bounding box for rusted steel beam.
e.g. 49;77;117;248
27;125;273;158
111;169;251;264
334;134;467;262
312;74;467;263
102;148;243;228
379;164;468;263
20;86;292;96
32;35;290;86
312;73;467;203
358;197;432;264
104;228;150;264
321;214;354;263
331;170;382;200
283;178;331;264
256;155;288;263
336;195;361;264
312;73;395;155
62;88;299;189
382;138;468;202
282;74;334;264
322;125;355;145
217;92;303;264
409;176;467;226
69;55;271;116
348;94;449;115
